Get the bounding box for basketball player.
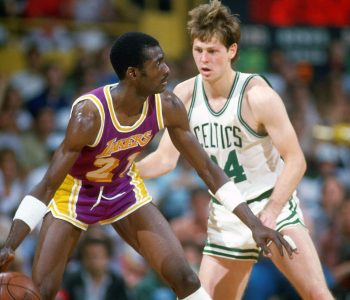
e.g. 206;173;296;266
136;2;334;300
0;32;293;300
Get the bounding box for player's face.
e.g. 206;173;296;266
138;46;170;94
192;36;237;81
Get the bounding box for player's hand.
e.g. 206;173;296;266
0;247;15;272
258;209;278;229
251;224;296;258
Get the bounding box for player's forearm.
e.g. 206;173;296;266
233;202;263;229
269;155;306;212
137;151;178;179
4;220;31;251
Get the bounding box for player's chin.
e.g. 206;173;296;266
157;83;167;93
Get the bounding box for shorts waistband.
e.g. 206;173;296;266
211;188;274;206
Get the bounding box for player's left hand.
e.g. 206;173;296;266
251;224;296;258
0;247;15;272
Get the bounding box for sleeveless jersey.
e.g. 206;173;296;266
188;72;284;201
69;83;164;187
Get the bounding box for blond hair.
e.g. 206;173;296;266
187;0;240;49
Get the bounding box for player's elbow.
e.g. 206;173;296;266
300;155;307;176
293;153;307;177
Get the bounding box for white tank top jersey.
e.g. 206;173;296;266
188;72;284;201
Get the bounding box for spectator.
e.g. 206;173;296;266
0;148;25;217
62;231;130;300
9;44;46;102
170;187;210;248
320;198;350;299
20;107;56;171
26;62;70;118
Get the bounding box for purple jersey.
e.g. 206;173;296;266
49;84;164;228
70;84;163;185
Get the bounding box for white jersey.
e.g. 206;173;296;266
188;72;284;201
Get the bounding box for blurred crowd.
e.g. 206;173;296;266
0;1;350;300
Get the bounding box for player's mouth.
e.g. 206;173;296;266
201;67;212;75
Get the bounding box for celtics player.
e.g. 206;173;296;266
137;1;333;299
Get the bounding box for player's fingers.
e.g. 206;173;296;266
278;234;294;257
0;254;14;272
283;235;298;255
260;241;272;257
271;234;286;257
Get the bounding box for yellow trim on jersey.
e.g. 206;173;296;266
71;94;105;147
99;163;152;225
48;175;87;230
155;93;164;130
104;84;149;132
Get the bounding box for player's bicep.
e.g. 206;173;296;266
32;101;100;200
257;91;302;159
65;101;101;151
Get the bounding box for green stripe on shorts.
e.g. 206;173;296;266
203;242;260;261
276;196;305;231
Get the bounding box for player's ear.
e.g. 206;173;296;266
228;43;238;60
126;67;137;80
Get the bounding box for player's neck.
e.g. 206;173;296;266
111;81;147;116
203;69;236;100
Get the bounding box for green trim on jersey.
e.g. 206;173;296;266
202;72;240;116
203;242;260;260
188;76;198;120
237;74;268;138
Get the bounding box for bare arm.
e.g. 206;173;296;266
137;129;180;178
2;100;101;252
162;91;228;193
248;82;306;226
136;79;194;179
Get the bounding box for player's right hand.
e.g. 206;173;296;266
0;247;15;272
252;225;296;258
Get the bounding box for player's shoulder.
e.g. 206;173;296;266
245;75;276;101
173;76;196;106
159;89;181;107
244;75;282;114
70;87;105;125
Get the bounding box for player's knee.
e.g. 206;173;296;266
164;264;200;294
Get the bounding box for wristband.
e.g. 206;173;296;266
214;181;245;212
13;195;48;231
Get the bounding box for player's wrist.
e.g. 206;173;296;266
214;181;245;212
266;199;283;216
13;195;48;232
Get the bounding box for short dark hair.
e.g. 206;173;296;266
110;32;160;79
78;235;114;259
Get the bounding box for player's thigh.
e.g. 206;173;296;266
32;213;82;285
112;203;190;276
270;225;328;295
199;254;254;300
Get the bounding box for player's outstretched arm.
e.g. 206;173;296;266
161;91;296;258
136;129;180;179
136;78;195;179
0;100;100;271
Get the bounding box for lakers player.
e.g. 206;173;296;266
0;32;293;300
137;1;334;300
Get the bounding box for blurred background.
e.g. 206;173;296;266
0;0;349;299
